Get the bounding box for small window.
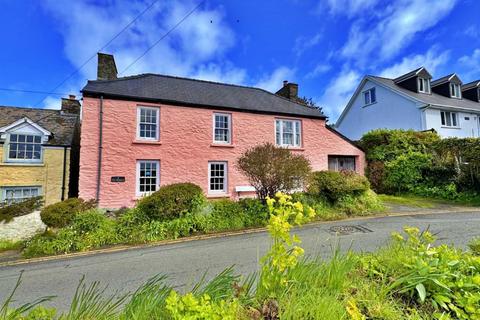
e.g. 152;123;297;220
213;113;231;144
465;117;470;121
2;186;41;205
137;160;159;196
328;156;356;171
7;134;42;161
450;83;461;98
418;78;430;93
441;111;458;127
275;119;301;147
137;107;159;140
209;161;227;194
363;88;376;105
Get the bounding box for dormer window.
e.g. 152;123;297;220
450;83;461;98
418;78;430;93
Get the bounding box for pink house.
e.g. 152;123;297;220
79;54;365;208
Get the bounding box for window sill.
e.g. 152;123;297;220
210;143;235;148
132;140;162;145
441;126;461;130
0;162;45;167
362;101;377;108
207;193;231;199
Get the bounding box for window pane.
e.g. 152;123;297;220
370;88;376;103
209;162;226;191
446;112;452;126
441;112;446;126
364;91;370;104
452;113;457;127
8;134;42;160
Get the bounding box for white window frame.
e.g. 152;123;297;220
208;161;228;194
136;106;160;141
136;160;160;197
212;113;232;144
440;111;459;128
418;77;431;93
450;83;462;98
275;119;302;147
363;87;376;105
1;186;42;205
6;133;43;163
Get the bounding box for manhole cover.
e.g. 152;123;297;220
328;225;373;235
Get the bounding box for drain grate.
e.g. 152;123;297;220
328;225;373;235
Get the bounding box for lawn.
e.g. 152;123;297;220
379;193;480;209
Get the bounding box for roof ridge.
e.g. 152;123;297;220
0;105;60;112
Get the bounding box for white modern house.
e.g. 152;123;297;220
336;67;480;140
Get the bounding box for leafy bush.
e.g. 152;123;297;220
307;170;370;203
238;198;268;227
336;189;384;216
383;151;431;193
136;183;205;221
40;198;96;228
469;238;480;255
24;210;116;257
0;196;43;223
237;142;311;199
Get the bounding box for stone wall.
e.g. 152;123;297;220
0;211;46;241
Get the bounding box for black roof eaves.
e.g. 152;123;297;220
81;90;327;120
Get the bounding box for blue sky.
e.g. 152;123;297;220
0;0;479;121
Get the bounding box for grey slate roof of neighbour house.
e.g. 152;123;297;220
431;73;461;86
82;73;326;119
0;106;78;146
463;80;480;90
393;67;431;83
370;76;480;112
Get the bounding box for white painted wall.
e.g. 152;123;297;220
336;79;423;140
424;108;480;138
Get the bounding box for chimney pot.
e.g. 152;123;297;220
276;81;299;101
283;80;288;87
61;96;81;114
69;94;76;100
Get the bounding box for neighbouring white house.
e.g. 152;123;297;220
335;67;480;140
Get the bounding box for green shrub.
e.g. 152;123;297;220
40;198;96;228
137;183;205;221
336;189;385;216
238;198;268;227
0;196;43;223
23;209;116;257
469;238;480;255
383;151;431;193
307;171;370;203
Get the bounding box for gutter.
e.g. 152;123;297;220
61;146;67;201
96;96;104;203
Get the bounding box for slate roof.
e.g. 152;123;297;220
0;106;78;146
463;80;480;91
370;76;480;112
431;73;461;86
82;74;326;119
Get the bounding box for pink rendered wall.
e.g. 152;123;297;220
79;97;365;208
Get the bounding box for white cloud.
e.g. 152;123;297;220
254;67;296;92
294;33;322;56
458;49;480;79
341;0;457;63
42;96;61;110
379;47;450;78
317;67;361;121
324;0;381;17
305;63;332;79
41;0;245;88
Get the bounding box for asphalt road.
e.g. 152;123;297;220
1;210;479;311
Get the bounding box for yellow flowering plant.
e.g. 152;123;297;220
258;192;316;299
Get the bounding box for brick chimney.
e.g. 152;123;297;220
97;53;118;80
275;80;299;101
61;95;81;114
